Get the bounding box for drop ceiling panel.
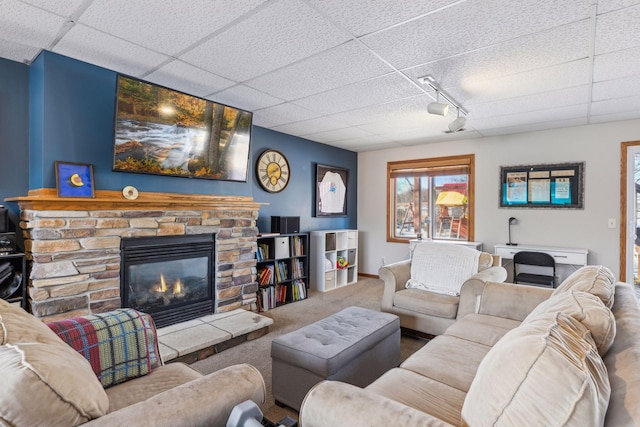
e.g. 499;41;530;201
326;95;433;127
252;102;320;128
271;117;350;136
595;4;640;54
448;60;592;105
179;0;350;82
210;84;283;112
469;104;588;130
301;126;374;143
0;37;41;63
596;0;640;14
590;95;640;116
362;0;590;69
307;0;459;37
478;117;588;137
144;60;235;98
21;0;86;17
593;47;640;81
468;86;590;119
246;41;393;101
295;73;423;115
0;1;67;49
403;21;590;91
590;110;640;123
54;24;169;77
593;75;640;101
79;0;267;55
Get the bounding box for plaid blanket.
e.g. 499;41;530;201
47;309;160;388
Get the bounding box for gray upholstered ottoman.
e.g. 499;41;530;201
271;306;400;411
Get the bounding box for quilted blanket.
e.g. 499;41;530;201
47;308;159;388
406;242;480;296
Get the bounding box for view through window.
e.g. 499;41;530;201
387;154;474;243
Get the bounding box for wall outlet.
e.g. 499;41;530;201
608;218;616;229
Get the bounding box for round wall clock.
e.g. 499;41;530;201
256;149;290;193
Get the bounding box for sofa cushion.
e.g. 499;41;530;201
554;265;616;308
444;313;521;347
524;290;616;356
461;312;610;426
401;335;491;393
406;242;480;296
366;367;466;426
0;299;109;426
47;308;159;388
477;252;494;271
393;288;459;319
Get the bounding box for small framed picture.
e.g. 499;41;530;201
55;161;95;198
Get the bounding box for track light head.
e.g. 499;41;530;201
448;116;467;132
427;102;449;116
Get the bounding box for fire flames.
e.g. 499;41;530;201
153;273;185;298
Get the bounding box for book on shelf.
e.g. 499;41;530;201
258;265;275;285
292;236;305;256
275;261;288;282
292;279;306;301
258;285;277;312
292;259;305;279
256;243;270;261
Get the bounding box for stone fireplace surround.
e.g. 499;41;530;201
8;188;263;322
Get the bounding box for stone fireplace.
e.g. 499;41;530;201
9;188;262;322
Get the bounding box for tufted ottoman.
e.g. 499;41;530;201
271;306;400;411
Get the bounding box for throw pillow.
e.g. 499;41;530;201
47;308;157;388
461;312;610;427
0;299;109;426
554;265;616;308
524;290;616;356
406;243;480;296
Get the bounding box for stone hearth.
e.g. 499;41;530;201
9;188;264;322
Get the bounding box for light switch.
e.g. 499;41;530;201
608;218;616;228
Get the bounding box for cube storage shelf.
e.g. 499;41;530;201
256;233;308;311
310;229;358;292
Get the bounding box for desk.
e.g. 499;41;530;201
494;244;588;283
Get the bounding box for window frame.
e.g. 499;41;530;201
387;154;475;243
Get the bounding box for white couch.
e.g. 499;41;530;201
300;266;640;426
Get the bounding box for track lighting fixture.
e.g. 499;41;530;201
448;108;467;133
427;91;449;116
418;75;468;132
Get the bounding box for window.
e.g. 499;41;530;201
387;154;474;243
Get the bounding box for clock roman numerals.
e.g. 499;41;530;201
256;150;290;193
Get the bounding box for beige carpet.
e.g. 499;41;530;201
190;277;427;423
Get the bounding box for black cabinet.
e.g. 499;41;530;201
0;252;26;309
256;233;308;311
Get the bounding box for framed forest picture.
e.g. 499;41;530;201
112;75;253;182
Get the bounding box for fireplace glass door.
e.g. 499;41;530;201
121;234;214;327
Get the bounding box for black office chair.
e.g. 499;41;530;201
513;251;556;288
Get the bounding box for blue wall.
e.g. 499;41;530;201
6;51;356;233
0;57;29;234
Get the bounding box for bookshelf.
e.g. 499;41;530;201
256;233;308;311
0;251;26;309
310;230;358;292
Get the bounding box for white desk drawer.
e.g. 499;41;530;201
494;245;587;266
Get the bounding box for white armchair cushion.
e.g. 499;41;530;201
406;243;480;296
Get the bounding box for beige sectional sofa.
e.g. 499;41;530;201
300;266;640;426
0;299;266;427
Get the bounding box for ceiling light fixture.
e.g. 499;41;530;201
427;91;449;116
418;75;468;132
448;107;467;133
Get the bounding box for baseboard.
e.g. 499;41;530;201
358;273;379;279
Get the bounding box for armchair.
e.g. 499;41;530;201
379;242;507;336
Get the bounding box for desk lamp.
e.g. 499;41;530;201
507;217;518;246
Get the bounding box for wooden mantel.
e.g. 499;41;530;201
6;188;266;211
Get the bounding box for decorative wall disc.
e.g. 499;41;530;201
122;186;139;200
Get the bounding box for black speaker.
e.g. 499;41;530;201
0;233;16;254
0;207;7;233
271;216;300;234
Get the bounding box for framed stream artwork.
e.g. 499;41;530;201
500;161;584;209
55;161;95;198
112;75;253;182
315;164;348;217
